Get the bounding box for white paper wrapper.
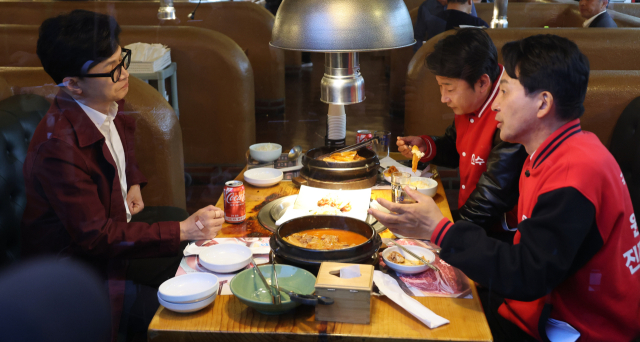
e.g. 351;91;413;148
373;271;449;329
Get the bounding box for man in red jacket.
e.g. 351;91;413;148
22;10;223;341
371;34;640;341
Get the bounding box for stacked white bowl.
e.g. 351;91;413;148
157;273;219;313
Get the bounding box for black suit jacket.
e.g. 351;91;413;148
589;11;617;28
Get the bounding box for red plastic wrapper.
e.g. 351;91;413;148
379;239;472;298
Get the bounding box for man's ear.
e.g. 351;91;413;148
61;77;83;96
474;74;492;94
536;91;554;119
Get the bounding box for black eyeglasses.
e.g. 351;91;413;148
81;48;131;83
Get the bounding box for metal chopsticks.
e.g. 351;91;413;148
249;256;275;304
386;240;439;272
270;251;281;305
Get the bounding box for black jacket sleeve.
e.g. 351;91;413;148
458;130;528;229
439;187;603;301
430;121;460;169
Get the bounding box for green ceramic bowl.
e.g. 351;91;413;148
230;265;316;315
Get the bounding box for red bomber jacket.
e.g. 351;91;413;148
21;90;181;339
420;65;528;230
431;120;640;341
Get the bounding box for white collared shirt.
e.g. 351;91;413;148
583;10;607;27
75;100;132;222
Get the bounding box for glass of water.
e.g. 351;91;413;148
373;130;391;159
391;172;413;203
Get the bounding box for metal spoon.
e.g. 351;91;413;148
288;145;302;161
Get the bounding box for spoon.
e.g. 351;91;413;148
288;145;302;161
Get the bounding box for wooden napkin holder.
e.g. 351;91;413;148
314;262;374;324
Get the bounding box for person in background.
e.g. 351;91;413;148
398;28;527;235
414;0;479;51
580;0;617;27
371;34;640;342
24;9;223;341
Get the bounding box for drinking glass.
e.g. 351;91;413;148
373;130;391;159
391;172;411;203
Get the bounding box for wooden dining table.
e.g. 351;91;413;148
148;155;493;342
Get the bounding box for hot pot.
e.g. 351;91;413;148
270;215;381;274
295;146;380;189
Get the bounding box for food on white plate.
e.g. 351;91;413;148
321;151;365;162
316;193;351;213
254;143;279;151
284;229;368;250
411;145;425;173
387;251;427;266
410;180;430;189
383;165;399;177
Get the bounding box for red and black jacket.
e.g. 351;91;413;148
421;65;528;230
431;120;640;341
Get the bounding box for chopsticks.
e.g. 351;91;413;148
270;251;281;305
316;136;379;161
385;240;439;272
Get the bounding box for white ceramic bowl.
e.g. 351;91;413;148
158;273;219;304
157;291;216;313
243;168;283;187
382;245;436;274
410;177;438;197
198;244;252;273
249;143;282;162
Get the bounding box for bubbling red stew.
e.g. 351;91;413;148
284;228;368;250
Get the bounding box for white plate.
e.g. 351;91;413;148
157;291;216;313
198;244;252;273
158;273;219;304
244;168;283;187
382;246;436;274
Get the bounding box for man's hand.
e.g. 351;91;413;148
179;205;224;241
367;187;444;240
397;136;426;159
126;184;144;215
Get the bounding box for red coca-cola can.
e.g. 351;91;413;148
224;180;246;223
356;130;374;149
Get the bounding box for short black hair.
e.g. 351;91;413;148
37;10;121;85
502;34;590;121
426;28;499;87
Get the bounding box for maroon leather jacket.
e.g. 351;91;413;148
21;90;181;338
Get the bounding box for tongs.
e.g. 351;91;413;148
316;136;380;161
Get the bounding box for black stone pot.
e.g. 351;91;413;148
302;146;380;181
270;215;381;274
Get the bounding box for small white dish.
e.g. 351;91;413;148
244;168;283;187
198;244;252;273
382;245;436;274
249;143;282;162
157;291;217;313
410;177;438;197
158;273;219;304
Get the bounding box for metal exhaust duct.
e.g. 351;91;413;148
490;0;508;28
158;0;176;20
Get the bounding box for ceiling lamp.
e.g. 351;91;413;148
271;0;414;147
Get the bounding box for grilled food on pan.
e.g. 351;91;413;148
321;151;366;162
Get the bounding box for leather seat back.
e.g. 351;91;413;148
610;96;640;215
0;24;256;165
406;29;640;145
0;93;49;268
0;1;284;112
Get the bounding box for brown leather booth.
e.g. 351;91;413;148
0;67;186;209
390;3;640;113
0;24;256;166
405;28;640;147
0;1;284;113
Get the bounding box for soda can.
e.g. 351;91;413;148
356;130;374;150
224;180;246;223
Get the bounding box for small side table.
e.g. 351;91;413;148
130;62;179;118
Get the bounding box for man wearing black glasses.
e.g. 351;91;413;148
22;10;222;341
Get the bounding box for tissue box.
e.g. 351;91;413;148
128;49;171;73
314;262;374;324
